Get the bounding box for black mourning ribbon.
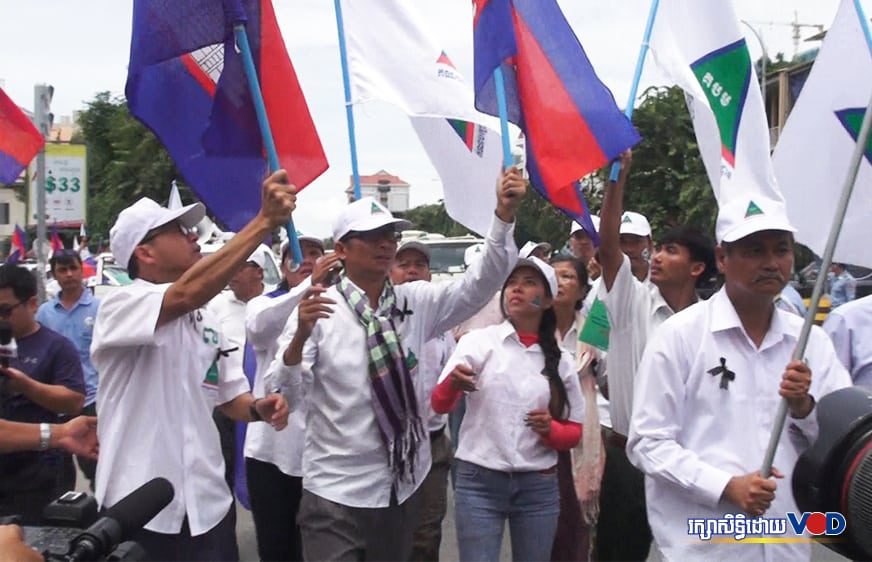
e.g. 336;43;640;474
392;298;414;322
707;357;735;390
215;346;239;361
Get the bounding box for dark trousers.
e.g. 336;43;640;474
75;403;98;489
551;450;592;561
213;409;236;491
129;504;239;562
594;430;651;561
246;457;303;562
298;487;422;562
410;430;451;561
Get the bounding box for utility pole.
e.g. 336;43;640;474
33;84;53;303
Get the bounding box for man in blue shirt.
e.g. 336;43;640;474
36;249;100;489
828;262;856;308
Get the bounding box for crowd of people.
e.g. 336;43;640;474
0;154;869;562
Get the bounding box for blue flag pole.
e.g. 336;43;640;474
233;23;303;266
334;0;362;200
608;0;660;182
493;67;514;169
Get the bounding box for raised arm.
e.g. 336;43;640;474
599;151;632;291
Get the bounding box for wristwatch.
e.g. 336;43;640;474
249;399;263;422
39;423;51;451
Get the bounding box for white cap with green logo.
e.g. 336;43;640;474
715;195;797;243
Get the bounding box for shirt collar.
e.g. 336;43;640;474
53;287;94;309
709;288;794;347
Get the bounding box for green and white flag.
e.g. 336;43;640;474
648;0;783;205
773;0;872;267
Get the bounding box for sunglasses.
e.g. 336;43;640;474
344;227;402;244
141;221;196;245
0;301;26;318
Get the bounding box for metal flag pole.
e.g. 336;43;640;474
609;0;660;182
333;0;362;200
493;67;514;169
232;22;304;266
761;90;872;476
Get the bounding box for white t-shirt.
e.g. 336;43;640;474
598;254;674;435
441;321;585;472
627;288;852;561
244;280;311;476
91;280;249;535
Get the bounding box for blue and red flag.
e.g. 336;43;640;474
125;0;328;232
50;226;64;253
7;224;27;264
0;88;44;186
473;0;640;242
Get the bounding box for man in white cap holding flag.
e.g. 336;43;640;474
90;171;294;561
267;168;526;561
628;194;851;560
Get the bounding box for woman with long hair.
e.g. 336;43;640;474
432;257;585;562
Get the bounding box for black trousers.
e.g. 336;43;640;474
246;457;303;562
128;503;239;562
594;432;652;561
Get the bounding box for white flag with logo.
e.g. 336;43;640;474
773;0;872;267
649;0;782;204
340;0;502;236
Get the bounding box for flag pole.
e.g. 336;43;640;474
761;90;872;477
333;0;362;200
609;0;660;182
232;22;304;266
493;67;513;168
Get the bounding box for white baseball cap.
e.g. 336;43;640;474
280;233;325;260
716;195;797;243
508;256;558;297
519;241;552;260
570;215;601;237
246;244;271;269
396;240;430;262
619;211;652;237
464;243;486;267
110;197;205;269
332;197;412;242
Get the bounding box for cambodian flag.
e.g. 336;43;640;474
473;0;640;241
0;88;44;186
50;226;64;252
125;0;328;232
7;224;27;264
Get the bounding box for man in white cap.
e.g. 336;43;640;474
90;171;294;561
243;234;339;562
628;195;851;560
519;240;552;262
568;216;600;265
268;169;525;561
595;152;716;560
389;240;456;561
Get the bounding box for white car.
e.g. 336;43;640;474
400;231;483;283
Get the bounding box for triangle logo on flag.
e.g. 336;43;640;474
436;50;456;69
371;202;385;214
835;108;872;166
745;201;763;218
691;39;753;168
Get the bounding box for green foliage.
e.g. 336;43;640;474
402;203;471;238
77;92;186;243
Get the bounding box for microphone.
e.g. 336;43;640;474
67;477;174;562
0;320;17;369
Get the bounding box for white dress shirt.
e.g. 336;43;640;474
91;280;249;535
244;279;312;476
266;215;517;508
823;294;872;390
442;321;585;472
627;288;852;561
598;254;674;435
418;331;456;433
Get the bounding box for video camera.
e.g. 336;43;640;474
2;477;173;561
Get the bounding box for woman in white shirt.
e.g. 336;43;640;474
432;257;585;562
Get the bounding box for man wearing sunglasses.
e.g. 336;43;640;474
90;170;296;561
0;264;86;524
268;168;525;561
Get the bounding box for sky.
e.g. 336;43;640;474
0;0;855;238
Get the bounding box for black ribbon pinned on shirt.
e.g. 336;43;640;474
707;357;735;390
215;346;239;361
392;298;414;322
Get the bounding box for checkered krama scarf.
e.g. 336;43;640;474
338;275;424;484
